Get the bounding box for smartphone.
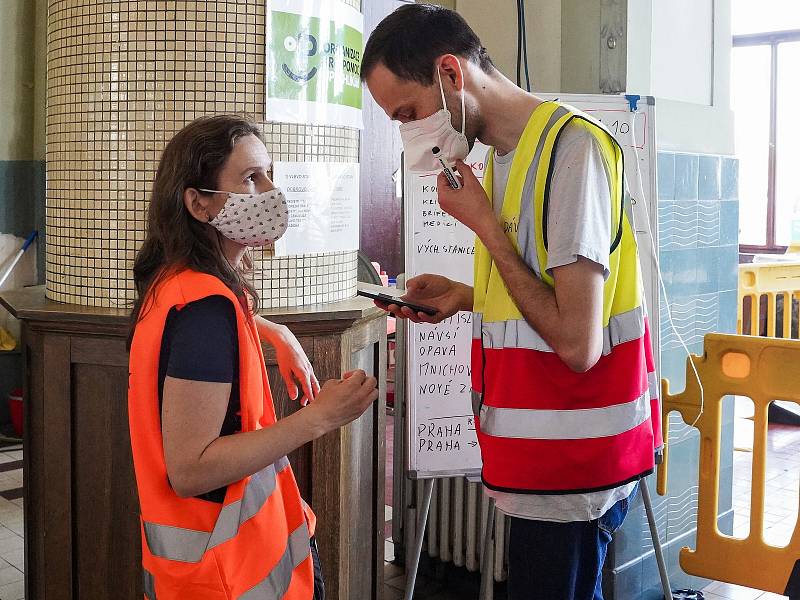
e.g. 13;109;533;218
356;282;438;316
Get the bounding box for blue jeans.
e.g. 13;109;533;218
507;485;638;600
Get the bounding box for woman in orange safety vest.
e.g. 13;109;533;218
128;115;378;600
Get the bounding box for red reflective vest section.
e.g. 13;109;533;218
471;319;657;494
129;270;315;599
644;323;663;453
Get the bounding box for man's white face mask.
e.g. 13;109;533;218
398;65;469;173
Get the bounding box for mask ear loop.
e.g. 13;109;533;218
436;60;467;137
458;61;465;136
436;67;448;111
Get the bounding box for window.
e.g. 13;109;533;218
775;41;800;246
732;1;800;251
732;45;770;247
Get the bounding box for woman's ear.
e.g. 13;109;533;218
183;188;212;223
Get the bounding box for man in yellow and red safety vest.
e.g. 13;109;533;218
362;5;661;599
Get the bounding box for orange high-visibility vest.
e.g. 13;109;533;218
471;102;662;494
129;269;316;599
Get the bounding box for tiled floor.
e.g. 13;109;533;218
697;403;800;600
728;400;799;547
0;444;24;600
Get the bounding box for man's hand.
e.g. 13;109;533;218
436;160;499;241
375;274;473;324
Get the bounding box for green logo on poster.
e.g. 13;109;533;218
282;32;319;83
270;11;363;110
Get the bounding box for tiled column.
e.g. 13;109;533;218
46;1;358;308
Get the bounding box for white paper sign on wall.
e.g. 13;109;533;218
273;161;360;255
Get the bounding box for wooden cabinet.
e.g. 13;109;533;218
1;287;386;600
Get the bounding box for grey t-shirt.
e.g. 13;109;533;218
486;122;636;522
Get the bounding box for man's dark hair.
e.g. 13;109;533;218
361;4;494;85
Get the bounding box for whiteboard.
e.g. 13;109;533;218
403;94;659;479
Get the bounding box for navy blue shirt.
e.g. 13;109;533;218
158;295;242;502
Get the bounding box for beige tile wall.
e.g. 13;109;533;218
46;0;359;308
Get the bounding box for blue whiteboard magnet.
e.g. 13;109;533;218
625;94;641;112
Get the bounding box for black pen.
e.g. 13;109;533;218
432;146;462;189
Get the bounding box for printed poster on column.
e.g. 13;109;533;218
267;0;364;129
273;161;360;255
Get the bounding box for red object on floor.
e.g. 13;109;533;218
8;388;22;436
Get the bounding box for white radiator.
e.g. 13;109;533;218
406;477;508;583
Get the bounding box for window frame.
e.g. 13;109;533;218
734;29;800;253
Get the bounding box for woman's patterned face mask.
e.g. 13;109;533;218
200;187;289;247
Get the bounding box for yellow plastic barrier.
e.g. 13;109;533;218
657;333;800;598
738;261;800;337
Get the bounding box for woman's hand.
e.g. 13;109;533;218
256;317;320;404
306;370;379;430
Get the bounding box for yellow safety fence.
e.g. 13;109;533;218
738;261;800;337
658;333;800;598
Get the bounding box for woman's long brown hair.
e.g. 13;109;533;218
128;115;262;348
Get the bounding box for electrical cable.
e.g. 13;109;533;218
628;109;705;439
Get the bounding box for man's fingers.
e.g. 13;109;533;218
454;160;479;185
399;306;424;322
406;276;428;292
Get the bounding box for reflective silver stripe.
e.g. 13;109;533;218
143;568;157;600
474;305;645;357
602;305;646;354
472;312;483;339
480;319;554;352
479;389;650;440
518;105;572;273
240;522;311;600
471;389;482;416
143;522;211;564
144;457;291;563
648;370;659;400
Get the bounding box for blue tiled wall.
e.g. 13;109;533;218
605;153;739;599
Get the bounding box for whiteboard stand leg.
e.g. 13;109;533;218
479;497;496;600
404;479;435;600
641;478;672;600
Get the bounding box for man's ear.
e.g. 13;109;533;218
438;54;463;91
183;188;213;223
